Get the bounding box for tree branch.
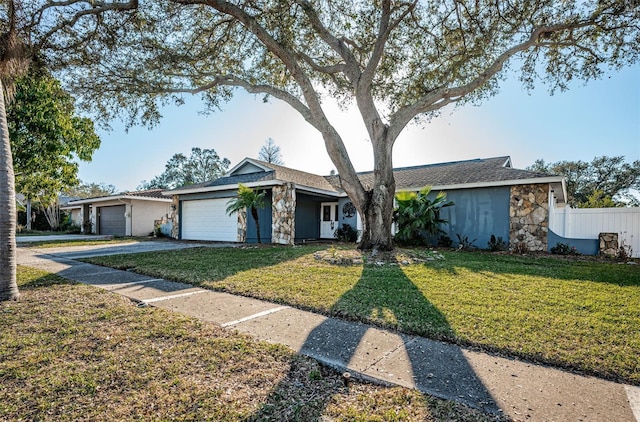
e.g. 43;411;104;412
33;0;139;50
294;0;361;83
388;17;605;140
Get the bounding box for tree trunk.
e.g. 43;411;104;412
251;206;261;244
320;122;397;252
356;135;396;252
26;197;31;230
0;79;19;301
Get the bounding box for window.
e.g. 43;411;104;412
323;205;331;221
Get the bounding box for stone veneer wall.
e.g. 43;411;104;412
599;232;618;257
509;184;549;252
170;195;180;239
272;183;296;245
237;208;247;243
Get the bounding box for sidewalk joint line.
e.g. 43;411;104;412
625;385;640;422
362;336;417;373
221;306;290;328
143;290;208;304
103;278;165;288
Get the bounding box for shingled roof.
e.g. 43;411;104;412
355;156;555;190
253;159;337;192
167;158;338;194
67;189;171;205
166;156;563;198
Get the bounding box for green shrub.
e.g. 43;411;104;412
456;234;477;250
334;224;359;243
487;235;507;251
437;235;453;248
550;242;579;255
393;185;454;245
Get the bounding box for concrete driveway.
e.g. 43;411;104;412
17;236;237;260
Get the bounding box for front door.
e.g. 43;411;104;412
320;202;339;239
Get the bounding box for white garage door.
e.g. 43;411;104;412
181;199;238;241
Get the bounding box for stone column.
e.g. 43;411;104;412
509;184;549;252
170;195;180;239
271;183;296;245
237;208;247;243
599;232;618;257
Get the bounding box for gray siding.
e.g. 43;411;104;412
439;186;510;248
246;191;273;243
548;229;599;255
338;197;358;230
295;193;320;240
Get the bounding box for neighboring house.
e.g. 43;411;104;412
164;156;567;251
64;189;172;236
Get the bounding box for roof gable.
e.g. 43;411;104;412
227;159;272;176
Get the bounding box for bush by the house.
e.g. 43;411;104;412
437;235;453;248
334;223;359;243
487;235;508;252
550;242;580;255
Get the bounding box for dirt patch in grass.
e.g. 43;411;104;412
313;247;445;266
0;267;504;421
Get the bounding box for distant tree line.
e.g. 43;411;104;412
139;148;230;190
527;156;640;207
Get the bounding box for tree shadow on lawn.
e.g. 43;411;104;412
17;272;77;290
248;264;501;420
81;245;322;286
433;250;640;286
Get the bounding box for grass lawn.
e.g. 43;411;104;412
83;245;640;385
0;267;500;421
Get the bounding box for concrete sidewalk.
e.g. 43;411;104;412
17;246;640;422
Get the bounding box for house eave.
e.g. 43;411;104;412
166;180;342;198
68;195;172;205
396;176;567;202
293;184;342;198
165;180;284;196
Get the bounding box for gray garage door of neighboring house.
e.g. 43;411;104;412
98;205;126;236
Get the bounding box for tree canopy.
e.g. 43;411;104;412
527;156;640;207
139;147;230;190
64;181;117;199
9;66;100;204
258;138;284;165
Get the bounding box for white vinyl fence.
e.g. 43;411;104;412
549;206;640;258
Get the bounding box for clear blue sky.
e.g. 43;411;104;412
79;64;640;192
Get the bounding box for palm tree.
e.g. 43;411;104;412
393;186;454;245
226;183;267;244
0;2;30;301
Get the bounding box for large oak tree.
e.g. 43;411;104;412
48;0;639;251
